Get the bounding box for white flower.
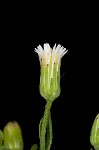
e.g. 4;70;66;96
35;43;68;74
35;43;68;101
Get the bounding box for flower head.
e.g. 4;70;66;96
35;43;68;101
3;121;23;150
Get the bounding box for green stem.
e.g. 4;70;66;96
40;101;52;150
45;112;53;150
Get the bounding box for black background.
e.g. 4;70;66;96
0;1;98;150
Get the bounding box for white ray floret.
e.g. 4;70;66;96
35;43;68;65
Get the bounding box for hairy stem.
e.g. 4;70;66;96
45;112;53;150
40;101;52;150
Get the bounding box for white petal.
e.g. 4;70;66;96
37;45;43;54
59;48;66;55
44;43;51;54
61;49;68;58
58;46;64;53
34;48;40;54
34;48;42;58
54;44;61;54
53;43;56;53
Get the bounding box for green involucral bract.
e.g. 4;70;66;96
40;59;60;102
90;114;99;150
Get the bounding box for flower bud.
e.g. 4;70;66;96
35;43;68;101
90;114;99;150
3;121;23;150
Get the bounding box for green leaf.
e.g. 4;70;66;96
39;118;43;139
90;114;99;149
0;130;3;146
31;144;38;150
